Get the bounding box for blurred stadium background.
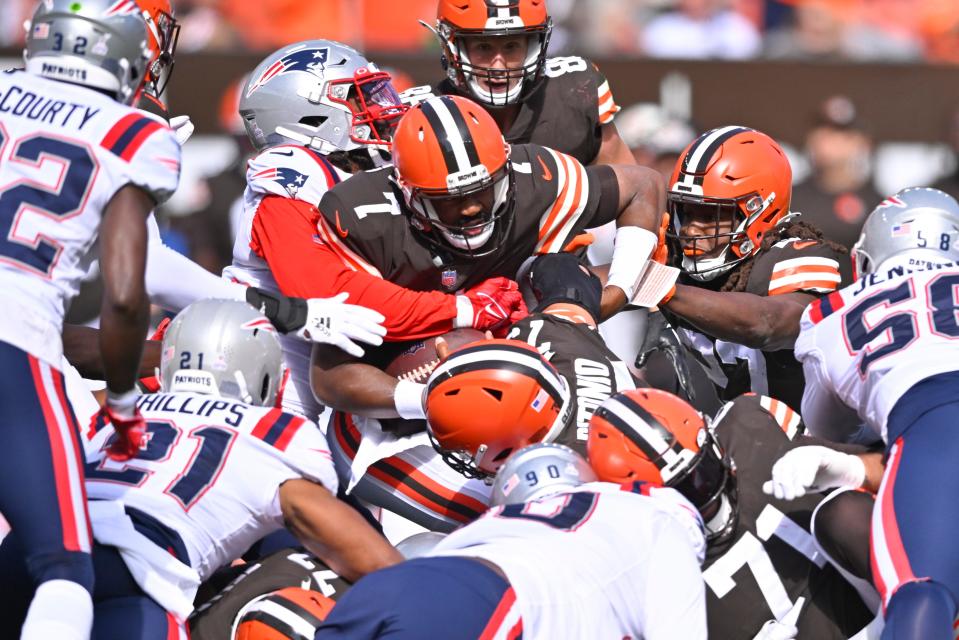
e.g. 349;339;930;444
3;0;959;283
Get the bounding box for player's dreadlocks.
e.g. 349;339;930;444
720;220;848;293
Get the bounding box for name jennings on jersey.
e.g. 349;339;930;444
850;256;958;294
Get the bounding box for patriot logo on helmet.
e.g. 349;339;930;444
247;46;331;96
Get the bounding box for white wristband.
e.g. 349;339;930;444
394;379;427;421
106;388;139;419
606;226;658;301
453;295;474;329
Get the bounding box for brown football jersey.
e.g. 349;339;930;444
400;57;619;166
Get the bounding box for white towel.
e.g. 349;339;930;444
88;500;200;622
345;416;430;493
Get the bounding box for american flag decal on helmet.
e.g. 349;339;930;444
240;318;276;332
105;0;141;15
247;46;331;96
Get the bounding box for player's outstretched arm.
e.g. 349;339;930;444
601;164;667;318
279;478;402;582
662;287;814;351
63;324;161;380
310;345;424;420
99;185;152;395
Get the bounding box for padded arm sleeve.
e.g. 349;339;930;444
250;195;460;341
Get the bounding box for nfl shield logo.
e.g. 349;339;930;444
441;269;457;290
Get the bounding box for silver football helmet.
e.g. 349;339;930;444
853;187;959;274
24;0;152;105
160;300;286;407
490;443;597;507
239;39;406;156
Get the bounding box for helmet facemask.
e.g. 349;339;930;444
143;5;179;97
326;68;407;150
667;190;777;281
433;18;552;108
666;427;738;542
400;161;515;258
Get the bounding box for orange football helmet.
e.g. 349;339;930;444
391;94;514;258
433;0;552;107
137;0;180;96
667;126;793;281
425;338;572;479
587;388;737;540
234;587;335;640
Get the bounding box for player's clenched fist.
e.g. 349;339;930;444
454;276;528;335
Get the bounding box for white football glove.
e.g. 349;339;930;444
763;446;866;501
296;292;386;358
169;115;195;145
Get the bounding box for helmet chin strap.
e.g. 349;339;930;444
704;492;734;536
683;247;738;282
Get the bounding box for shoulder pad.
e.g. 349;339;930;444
748;240;845;297
712;394;796;441
101;110;180;204
542;57;618;124
246;145;343;204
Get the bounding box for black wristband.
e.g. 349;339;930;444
245;287;308;334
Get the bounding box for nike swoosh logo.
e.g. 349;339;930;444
334;210;349;239
271;150;295;157
537;155;553;181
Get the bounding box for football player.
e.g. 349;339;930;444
0;2;178;637
190;548;351;640
315;443;707;639
223;39;532;421
310;93;663;409
587;389;874;639
323;252;642;532
788;187;959;640
404;0;631;167
0;300;401;639
506;251;638;451
404;0;650;375
654;126;854;411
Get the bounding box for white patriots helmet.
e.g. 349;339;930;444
240;39;406;158
490;442;597;507
159;300;285;407
24;0;153;104
853;187;959;275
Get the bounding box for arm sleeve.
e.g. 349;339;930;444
800;354;863;443
145;215;247;311
250;195;460;341
592;63;621;125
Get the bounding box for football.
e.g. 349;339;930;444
384;328;486;383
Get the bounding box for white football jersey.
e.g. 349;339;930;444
430;482;707;640
0;70;179;366
795;261;959;441
224;144;349;419
83;391;338;582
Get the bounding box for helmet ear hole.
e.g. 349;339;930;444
299;115;327;128
482;387;503;401
260;374;270;403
